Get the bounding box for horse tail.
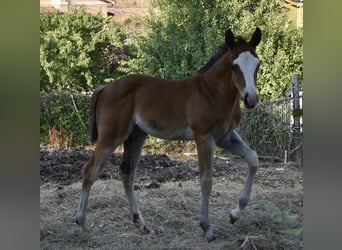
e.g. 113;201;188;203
89;85;107;144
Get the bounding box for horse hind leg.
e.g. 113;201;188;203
75;139;119;229
216;130;259;223
119;126;151;233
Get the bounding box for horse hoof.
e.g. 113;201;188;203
75;217;81;226
75;214;86;229
228;214;238;224
142;225;155;235
75;220;86;231
205;232;216;242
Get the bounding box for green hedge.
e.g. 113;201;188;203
40;93;90;148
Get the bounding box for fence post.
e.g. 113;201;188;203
292;74;302;163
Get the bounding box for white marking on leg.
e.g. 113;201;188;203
230;149;259;221
76;190;90;228
245;150;259;168
231;206;242;218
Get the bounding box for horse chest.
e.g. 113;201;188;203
212;116;240;139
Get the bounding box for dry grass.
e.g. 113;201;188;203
40;167;302;249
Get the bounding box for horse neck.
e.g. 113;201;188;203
202;52;239;99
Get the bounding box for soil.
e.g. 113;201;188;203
40;146;303;249
40;146;252;186
40;146;300;186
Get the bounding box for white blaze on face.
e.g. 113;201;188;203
233;51;260;104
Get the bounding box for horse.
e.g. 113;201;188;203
76;27;262;242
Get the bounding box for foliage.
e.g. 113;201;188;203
40;93;90;148
292;108;303;117
40;9;133;147
143;137;197;155
258;26;303;100
40;8;129;93
129;0;303;101
264;203;303;237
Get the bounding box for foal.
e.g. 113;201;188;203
76;28;262;242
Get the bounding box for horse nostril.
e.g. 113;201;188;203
244;93;249;104
243;93;257;109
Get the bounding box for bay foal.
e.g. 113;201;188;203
76;28;262;242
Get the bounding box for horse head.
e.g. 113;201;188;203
225;27;261;109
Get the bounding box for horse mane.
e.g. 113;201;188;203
197;44;228;73
197;36;248;73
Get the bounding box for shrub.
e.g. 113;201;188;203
40;93;90;148
40;8;129;93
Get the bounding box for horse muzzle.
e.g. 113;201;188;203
243;93;258;109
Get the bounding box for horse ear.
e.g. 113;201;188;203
225;29;235;48
250;27;261;47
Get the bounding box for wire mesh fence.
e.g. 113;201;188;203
237;75;303;163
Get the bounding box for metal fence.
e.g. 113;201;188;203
237;74;303;164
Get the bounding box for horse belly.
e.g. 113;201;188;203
135;115;194;140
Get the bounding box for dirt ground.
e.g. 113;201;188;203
40;146;303;249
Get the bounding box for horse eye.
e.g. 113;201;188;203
231;64;239;71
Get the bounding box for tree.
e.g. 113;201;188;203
40;8;128;93
129;0;303;101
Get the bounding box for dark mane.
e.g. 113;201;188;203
197;44;228;73
197;36;248;74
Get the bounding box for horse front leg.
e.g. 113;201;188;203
195;134;216;242
216;130;259;223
